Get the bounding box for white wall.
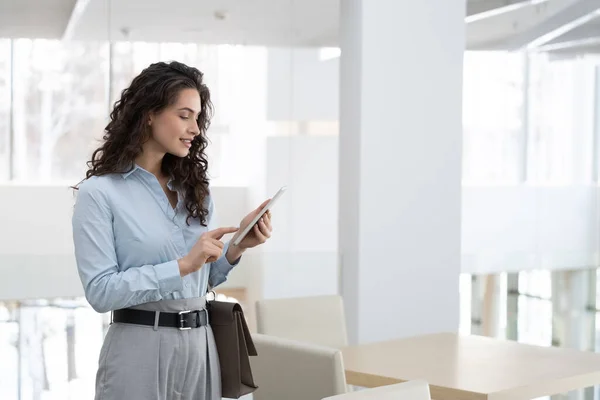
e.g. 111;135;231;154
261;135;339;299
0;185;80;300
462;185;600;274
264;136;338;253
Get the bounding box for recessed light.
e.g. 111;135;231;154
214;10;227;21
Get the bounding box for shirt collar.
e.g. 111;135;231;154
121;164;140;179
121;164;177;191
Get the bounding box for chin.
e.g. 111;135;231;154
167;147;191;158
171;150;190;158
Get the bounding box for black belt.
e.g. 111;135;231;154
112;308;209;330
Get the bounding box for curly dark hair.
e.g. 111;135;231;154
76;61;214;225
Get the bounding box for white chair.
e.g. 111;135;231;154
256;295;348;348
321;380;431;400
250;333;347;400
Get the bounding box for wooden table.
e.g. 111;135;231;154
342;332;600;400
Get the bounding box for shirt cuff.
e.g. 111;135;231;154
153;260;184;295
211;241;240;282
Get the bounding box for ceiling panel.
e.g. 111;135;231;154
0;0;76;39
72;0;340;46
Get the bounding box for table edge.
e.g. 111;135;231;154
345;369;487;400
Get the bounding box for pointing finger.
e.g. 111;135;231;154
206;227;239;240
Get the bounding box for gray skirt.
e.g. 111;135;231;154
95;297;221;400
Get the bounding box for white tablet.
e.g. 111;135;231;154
232;186;287;247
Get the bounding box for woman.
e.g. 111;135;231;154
72;61;272;399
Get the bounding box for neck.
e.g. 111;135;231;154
135;146;165;178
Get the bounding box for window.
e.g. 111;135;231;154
109;42;228;180
109;42;160;105
595;66;600;183
527;54;596;184
0;40;10;181
3;40;322;187
462;51;526;184
11;39;109;182
110;42;218;114
0;298;106;399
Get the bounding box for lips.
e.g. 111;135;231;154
180;138;193;148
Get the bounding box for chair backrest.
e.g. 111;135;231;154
321;380;431;400
256;295;348;348
251;333;347;400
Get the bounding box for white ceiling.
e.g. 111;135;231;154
1;0;600;56
72;0;339;46
0;0;76;39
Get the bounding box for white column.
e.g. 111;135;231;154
339;0;466;344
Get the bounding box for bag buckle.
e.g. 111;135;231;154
178;310;192;330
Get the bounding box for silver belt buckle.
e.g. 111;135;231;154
178;310;192;330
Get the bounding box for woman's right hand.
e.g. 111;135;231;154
178;227;238;277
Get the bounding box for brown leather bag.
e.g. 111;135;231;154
207;298;258;399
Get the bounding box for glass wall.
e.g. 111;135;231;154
462;50;600;364
2;40;311;187
527;54;596;184
10;40;109;182
463;51;598;186
462;51;526;184
0;298;104;400
0;39;10;181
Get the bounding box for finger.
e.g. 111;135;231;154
258;218;271;238
206;242;223;255
207;226;239;240
253;223;267;243
205;243;223;262
255;199;270;212
209;239;225;249
264;213;273;231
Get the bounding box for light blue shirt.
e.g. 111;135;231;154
72;165;238;313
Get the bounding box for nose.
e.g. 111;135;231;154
190;120;200;136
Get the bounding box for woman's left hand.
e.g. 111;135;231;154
231;199;273;251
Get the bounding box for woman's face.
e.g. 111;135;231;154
148;88;202;158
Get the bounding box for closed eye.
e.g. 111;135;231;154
180;116;190;120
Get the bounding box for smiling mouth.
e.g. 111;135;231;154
180;138;193;148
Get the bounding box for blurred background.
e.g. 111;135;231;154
2;0;600;399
